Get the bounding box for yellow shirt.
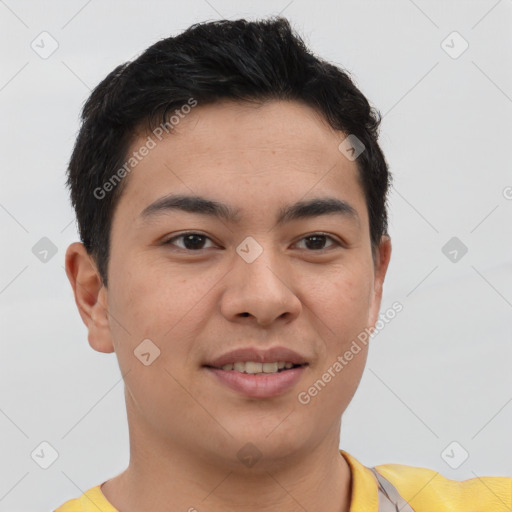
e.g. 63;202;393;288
54;450;511;511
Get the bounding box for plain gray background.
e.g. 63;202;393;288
1;1;511;510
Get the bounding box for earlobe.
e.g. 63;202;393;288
65;242;115;354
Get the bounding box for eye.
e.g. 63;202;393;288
163;232;216;251
162;231;342;253
295;233;341;251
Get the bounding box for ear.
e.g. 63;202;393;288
367;235;392;328
65;242;115;354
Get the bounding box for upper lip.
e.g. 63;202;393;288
204;346;309;368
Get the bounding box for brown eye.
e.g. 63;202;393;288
295;233;340;251
163;232;215;251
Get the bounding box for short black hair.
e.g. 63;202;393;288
66;16;391;286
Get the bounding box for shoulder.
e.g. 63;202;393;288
53;499;82;512
374;462;512;511
53;484;117;512
54;495;82;511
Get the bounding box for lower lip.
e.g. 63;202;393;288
205;366;307;398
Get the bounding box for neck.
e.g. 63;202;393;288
101;395;352;512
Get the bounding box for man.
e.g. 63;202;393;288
56;16;511;512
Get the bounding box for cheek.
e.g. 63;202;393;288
105;269;203;418
306;267;372;411
305;263;373;338
297;340;368;422
108;258;195;331
106;260;219;372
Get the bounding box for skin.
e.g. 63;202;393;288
65;99;391;512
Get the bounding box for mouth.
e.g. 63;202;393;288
204;361;308;374
203;362;309;398
202;345;310;398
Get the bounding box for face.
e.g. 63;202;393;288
66;99;391;471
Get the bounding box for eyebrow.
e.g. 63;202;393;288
139;193;360;228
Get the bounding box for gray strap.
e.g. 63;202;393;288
370;467;415;512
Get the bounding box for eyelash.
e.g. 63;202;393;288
162;231;343;252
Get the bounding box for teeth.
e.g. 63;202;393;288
262;362;279;373
245;362;263;373
234;362;245;372
218;361;298;374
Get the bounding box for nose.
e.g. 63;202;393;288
219;244;302;327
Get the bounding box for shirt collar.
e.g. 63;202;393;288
340;449;379;512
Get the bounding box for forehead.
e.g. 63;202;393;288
113;99;366;227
